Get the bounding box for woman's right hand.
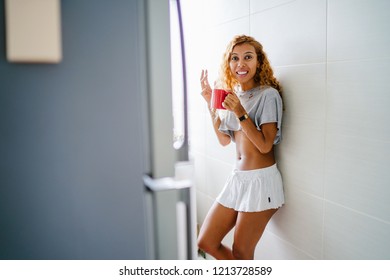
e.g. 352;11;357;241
200;69;212;106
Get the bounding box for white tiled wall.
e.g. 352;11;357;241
181;0;390;259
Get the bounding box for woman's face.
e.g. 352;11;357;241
229;43;259;91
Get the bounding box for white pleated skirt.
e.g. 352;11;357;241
216;164;285;212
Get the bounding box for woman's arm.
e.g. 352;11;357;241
240;119;277;154
208;108;231;146
200;70;231;146
222;93;277;154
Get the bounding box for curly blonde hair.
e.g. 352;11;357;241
219;35;282;96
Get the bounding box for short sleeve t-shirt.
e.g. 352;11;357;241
218;86;283;144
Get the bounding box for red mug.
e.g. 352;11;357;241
211;89;229;109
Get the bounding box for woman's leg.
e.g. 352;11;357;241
232;208;278;260
197;202;238;259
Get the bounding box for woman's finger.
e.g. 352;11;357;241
200;70;210;89
200;69;208;82
200;69;205;81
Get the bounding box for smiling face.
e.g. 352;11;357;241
229;43;260;91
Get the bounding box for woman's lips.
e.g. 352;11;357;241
236;71;249;77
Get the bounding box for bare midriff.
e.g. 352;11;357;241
234;130;275;171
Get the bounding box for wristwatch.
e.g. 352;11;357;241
238;113;249;122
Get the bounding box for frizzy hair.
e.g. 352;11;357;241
219;35;282;96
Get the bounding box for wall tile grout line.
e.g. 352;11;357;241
321;0;330;261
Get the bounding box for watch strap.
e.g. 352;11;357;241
238;113;249;122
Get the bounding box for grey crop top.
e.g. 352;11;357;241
219;86;283;144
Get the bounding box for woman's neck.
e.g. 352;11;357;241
239;81;260;92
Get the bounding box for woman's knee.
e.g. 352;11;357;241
232;242;254;260
197;236;208;252
197;235;218;254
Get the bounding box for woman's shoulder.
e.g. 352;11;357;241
259;86;280;97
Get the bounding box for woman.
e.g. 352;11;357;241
198;35;284;260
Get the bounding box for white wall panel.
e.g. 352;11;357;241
325;59;390;222
275;64;326;122
266;187;324;259
323;202;390;259
326;59;390;142
188;112;207;154
275;64;326;197
195;191;215;226
328;0;390;61
324;129;390;222
278;121;325;197
255;230;314;260
192;152;207;194
203;0;250;26
205;157;234;199
250;0;296;14
250;0;327;66
204;114;237;164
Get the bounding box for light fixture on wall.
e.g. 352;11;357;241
5;0;62;63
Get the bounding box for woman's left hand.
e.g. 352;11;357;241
222;93;246;117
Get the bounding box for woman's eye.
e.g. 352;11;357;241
245;55;253;60
231;56;238;61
